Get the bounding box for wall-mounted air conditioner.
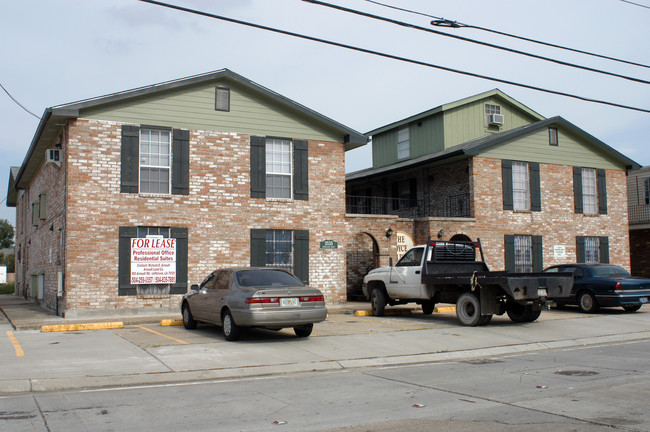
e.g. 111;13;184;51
489;114;505;126
45;149;61;167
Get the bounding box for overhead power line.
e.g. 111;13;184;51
620;0;650;10
363;0;650;69
305;0;650;84
135;0;650;113
0;82;40;119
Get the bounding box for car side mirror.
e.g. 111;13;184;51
191;284;199;291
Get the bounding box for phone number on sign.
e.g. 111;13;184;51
131;276;176;284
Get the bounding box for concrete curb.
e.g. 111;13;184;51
40;322;124;332
5;330;648;394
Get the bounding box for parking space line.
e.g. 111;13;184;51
6;331;24;357
133;325;191;345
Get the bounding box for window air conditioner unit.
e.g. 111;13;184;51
489;114;505;126
45;149;61;167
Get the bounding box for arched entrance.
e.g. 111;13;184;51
346;232;379;301
450;234;472;242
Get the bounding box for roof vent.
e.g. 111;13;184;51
489;114;504;126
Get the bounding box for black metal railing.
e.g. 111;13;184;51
346;193;471;218
629;204;650;224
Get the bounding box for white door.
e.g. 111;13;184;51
389;247;426;299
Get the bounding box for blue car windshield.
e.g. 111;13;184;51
591;266;630;277
236;269;303;287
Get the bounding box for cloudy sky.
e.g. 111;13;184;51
1;0;649;227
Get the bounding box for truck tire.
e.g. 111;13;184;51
422;301;435;315
456;292;482;326
370;288;386;316
506;303;541;323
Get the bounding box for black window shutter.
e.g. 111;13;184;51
118;226;138;296
576;236;586;263
599;237;610;264
409;178;417;207
597;169;608;215
530;162;541;212
293;140;309;201
170;227;189;294
502;160;513;211
172;129;190;195
250;136;266;198
250;229;267;267
294;230;310;284
532;235;543;272
573;167;583;214
504;235;515;273
121;125;140;193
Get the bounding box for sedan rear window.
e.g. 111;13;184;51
236;269;303;287
591;266;630;277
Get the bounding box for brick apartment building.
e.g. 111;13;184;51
627;166;650;277
345;90;640;296
7;69;367;317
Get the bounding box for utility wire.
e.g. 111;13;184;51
620;0;650;10
305;0;650;84
136;0;650;113
363;0;650;69
0;82;40;119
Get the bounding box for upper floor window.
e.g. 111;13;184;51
397;126;410;159
485;104;501;124
215;87;230;111
549;127;558;146
573;167;607;215
512;162;530;211
266;139;292;199
250;136;308;201
140;129;171;194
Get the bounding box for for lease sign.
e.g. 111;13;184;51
130;237;176;285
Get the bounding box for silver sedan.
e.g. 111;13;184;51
181;267;327;341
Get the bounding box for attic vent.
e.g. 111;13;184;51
215;87;230;112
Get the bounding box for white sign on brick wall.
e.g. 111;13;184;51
0;266;6;284
396;231;414;260
130;237;176;284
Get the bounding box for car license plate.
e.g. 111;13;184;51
281;297;298;307
641;297;648;304
537;289;548;297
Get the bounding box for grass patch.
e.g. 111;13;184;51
0;282;15;295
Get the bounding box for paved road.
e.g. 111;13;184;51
3;339;648;431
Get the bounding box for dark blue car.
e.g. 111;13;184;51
543;264;650;313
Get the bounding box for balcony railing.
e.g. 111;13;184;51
629;204;650;224
346;193;471;218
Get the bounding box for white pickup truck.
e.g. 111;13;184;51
362;238;573;326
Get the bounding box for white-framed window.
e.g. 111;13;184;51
266;139;292;199
139;129;171;194
514;235;533;273
485;104;501;124
584;237;600;263
549;127;558;146
582;168;598;214
512;162;530;211
397;126;409;160
265;230;293;271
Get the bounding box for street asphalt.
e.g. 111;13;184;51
1;294;649;395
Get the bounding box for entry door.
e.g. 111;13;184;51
390;247;426;299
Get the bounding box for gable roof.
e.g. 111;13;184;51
366;89;545;136
6;167;19;207
347;116;640;181
14;69;367;190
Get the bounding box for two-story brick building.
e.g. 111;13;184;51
627;166;650;277
345;90;640;296
7;69;366;318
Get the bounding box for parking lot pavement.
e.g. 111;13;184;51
1;299;650;394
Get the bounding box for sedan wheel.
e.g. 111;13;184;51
623;304;642;312
182;303;197;330
222;309;241;341
578;291;599;313
294;323;313;338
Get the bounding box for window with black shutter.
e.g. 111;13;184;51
573;167;607;215
502;160;541;212
250;136;308;200
250;229;310;284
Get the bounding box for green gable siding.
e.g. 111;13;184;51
480;128;625;170
372;115;444;168
372;129;397;168
80;81;342;142
443;97;538;149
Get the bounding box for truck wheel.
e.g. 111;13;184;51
370;288;386;316
507;303;541;323
456;293;482;326
421;301;435;315
477;314;493;326
578;291;599;313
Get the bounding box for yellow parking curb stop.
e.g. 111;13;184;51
41;322;124;332
435;306;456;313
160;319;184;326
